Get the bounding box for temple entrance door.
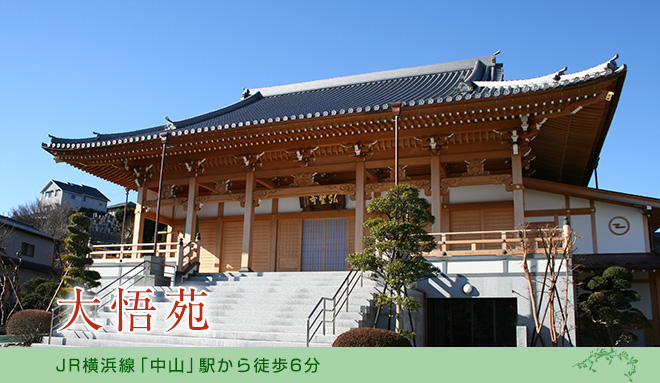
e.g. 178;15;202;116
301;218;348;271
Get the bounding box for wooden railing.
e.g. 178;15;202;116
427;228;569;257
90;238;200;272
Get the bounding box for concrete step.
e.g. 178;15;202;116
46;271;379;347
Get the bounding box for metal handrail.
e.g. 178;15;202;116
46;268;69;345
306;270;364;347
47;259;178;343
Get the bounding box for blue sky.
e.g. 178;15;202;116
1;1;658;216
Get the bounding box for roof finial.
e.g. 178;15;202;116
165;116;177;131
242;88;251;99
606;54;619;71
553;67;568;81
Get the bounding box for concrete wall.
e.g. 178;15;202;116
419;255;576;347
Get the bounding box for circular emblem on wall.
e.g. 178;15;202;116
608;216;630;236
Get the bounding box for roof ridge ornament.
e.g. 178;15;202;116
165;116;177;131
242;88;251;99
606;54;619;71
553;67;568;81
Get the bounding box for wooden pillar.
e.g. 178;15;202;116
184;177;198;243
241;171;255;271
132;186;145;245
643;210;652;253
431;156;442;233
511;153;525;229
355;162;365;253
269;199;279;272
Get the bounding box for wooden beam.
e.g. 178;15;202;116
198;183;215;192
256;178;277;189
525;208;593;217
365;169;379;182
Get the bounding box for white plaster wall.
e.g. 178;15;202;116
223;201;244;216
255;199;272;215
570;197;591;209
570;214;594;254
174;205;186;220
594;201;645;253
146;189;157;201
344;195;356;210
197;202;218;218
524;190;565;210
277;197;302;214
449;184;512;204
631;283;653;320
419;189;432;205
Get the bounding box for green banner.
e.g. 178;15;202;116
0;347;656;383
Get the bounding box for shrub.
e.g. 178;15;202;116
332;328;411;347
6;309;52;345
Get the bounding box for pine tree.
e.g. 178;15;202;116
61;212;101;290
578;266;650;346
347;184;439;337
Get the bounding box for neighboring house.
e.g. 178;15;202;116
0;214;57;285
43;53;660;346
107;201;136;217
40;179;110;213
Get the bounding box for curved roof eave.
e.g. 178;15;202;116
43;54;624;153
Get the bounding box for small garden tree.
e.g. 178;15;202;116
21;277;59;310
347;184;438;339
578;266;650;346
61;212;101;290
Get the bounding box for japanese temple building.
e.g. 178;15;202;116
44;53;660;346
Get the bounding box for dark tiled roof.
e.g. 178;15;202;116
107;201;136;210
44;53;624;150
0;214;54;240
44;54;500;147
1;255;57;274
46;180;110;201
574;253;660;270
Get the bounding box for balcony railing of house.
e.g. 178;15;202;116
427;228;570;257
89;236;201;273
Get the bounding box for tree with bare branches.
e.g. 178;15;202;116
517;220;577;347
0;222;23;332
10;198;75;267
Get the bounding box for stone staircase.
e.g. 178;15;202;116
43;271;380;347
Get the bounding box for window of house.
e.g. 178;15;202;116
55;190;60;197
70;194;76;199
45;191;53;198
20;242;35;257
